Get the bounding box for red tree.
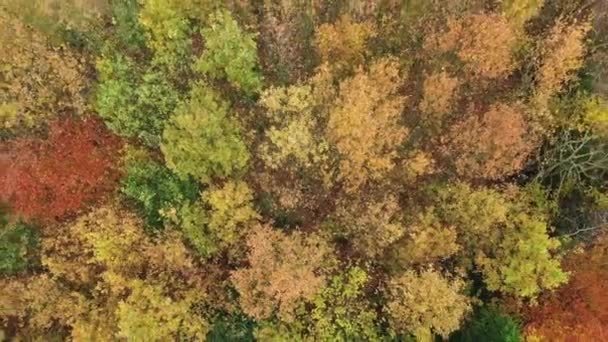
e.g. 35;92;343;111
1;117;122;223
523;234;608;341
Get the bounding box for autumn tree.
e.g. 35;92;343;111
523;233;608;340
426;14;518;79
386;210;460;270
161;83;249;183
1;206;211;340
502;0;545;29
116;280;208;341
443;103;536;180
0;117;121;222
315;15;375;76
257;0;317;82
330;194;405;258
434;182;568;298
259;83;329;172
231;224;334;322
419;70;460;126
534;20;591;114
0;11;88;130
385;269;471;339
477;187;568;298
138;0;192;73
327;58;408;192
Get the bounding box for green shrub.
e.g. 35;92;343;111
110;0;148;53
0;217;39;275
95;54;179;146
121;160;199;230
451;306;522;342
197;10;262;94
161;83;249;183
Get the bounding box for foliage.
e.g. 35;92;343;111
315;15;375;75
427;14;518;79
0;218;39;275
331;194;405;258
583;96;608;136
3;2;608;340
327;58;408;192
109;0;147;52
95;53;180;145
207;312;256;342
478;190;568;298
0;11;88;130
178;180;258;258
452;306;522;342
419;71;460;125
197;10;262;94
116;280;208;341
534;20;591;112
434;183;567;298
0;117;121;222
502;0;545;29
231;224;334;322
202;181;259;250
435;182;509;265
139;0;192;72
161;83;249;183
523;233;608;340
257;0;317;83
387;210;460;269
444;103;536;180
1;206;210;340
121;159;198;229
309;266;381;341
259;83;329;171
386;269;472;339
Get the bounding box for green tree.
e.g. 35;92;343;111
121;159;198;230
196;10;262;94
310;267;380;341
161;83;249;183
178;181;259;259
0;216;39;275
109;0;147;52
116;280;208;341
139;0;192;73
95;54;179;145
452;306;522;342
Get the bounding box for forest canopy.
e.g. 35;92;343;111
1;0;608;341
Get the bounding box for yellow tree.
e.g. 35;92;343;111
231;224;334;322
315;15;375;76
426;14;518;79
443;103;536;180
0;11;87;130
386;269;471;339
327;58;408;192
534;20;591;119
